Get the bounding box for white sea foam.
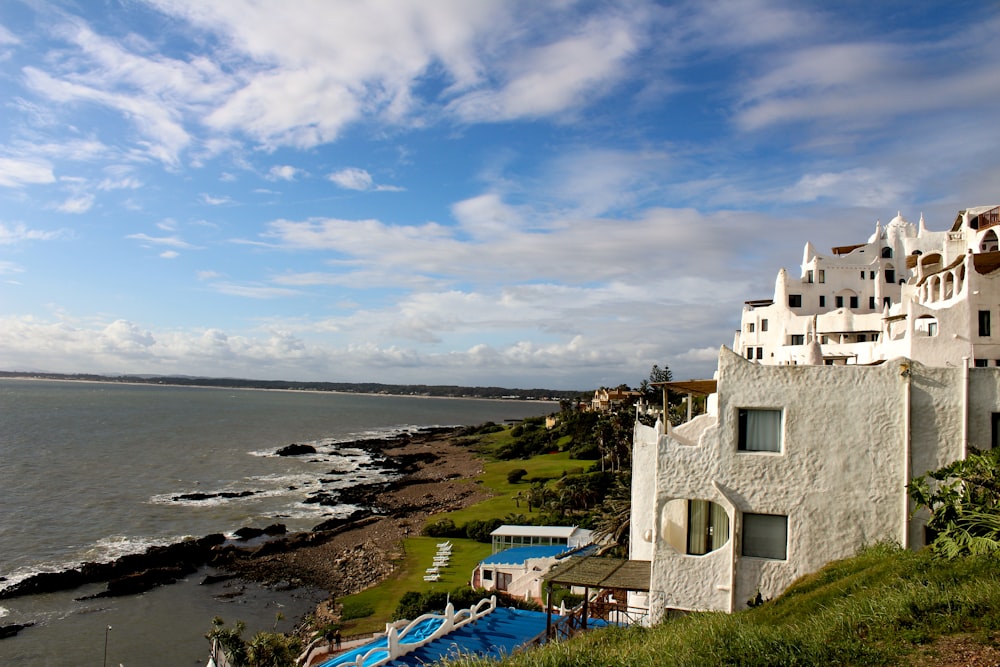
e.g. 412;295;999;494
0;605;8;618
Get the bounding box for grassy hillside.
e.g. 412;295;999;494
448;543;1000;666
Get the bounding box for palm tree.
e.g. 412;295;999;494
593;473;632;554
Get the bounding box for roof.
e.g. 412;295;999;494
543;556;651;592
832;243;866;256
490;525;579;538
653;379;717;396
480;545;568;565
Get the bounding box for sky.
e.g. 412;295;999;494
1;1;999;390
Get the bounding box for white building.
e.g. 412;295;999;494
631;204;1000;620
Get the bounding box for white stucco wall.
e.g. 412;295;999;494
642;348;975;618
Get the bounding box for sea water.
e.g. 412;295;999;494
0;378;551;666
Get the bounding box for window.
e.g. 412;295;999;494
980;310;991;337
742;513;788;560
483;569;493;581
849;296;859;309
761;319;768;332
869;296;876;309
788;294;802;308
881;247;893;258
870;271;876;279
857;334;867;342
975;359;988;368
687;500;731;555
747;322;755;333
860;270;865;280
746;347;754;359
818;270;825;283
885;269;895;283
819;295;826;307
883;297;891;309
806;270;814;283
835;295;844;308
737;408;782;452
756;347;764;360
790;334;804;345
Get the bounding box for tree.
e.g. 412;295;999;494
909;447;1000;559
593;473;632;555
643;364;673;403
206;617;301;667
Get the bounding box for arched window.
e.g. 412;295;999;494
980;229;999;253
881;247;893;258
662;499;730;556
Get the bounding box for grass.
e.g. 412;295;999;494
445;543;1000;666
336;426;587;635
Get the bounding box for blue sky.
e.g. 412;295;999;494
1;1;999;389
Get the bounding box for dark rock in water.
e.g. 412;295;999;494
172;490;257;501
201;572;238;586
79;566;193;599
311;509;373;532
262;523;287;536
275;443;316;456
0;622;34;640
233;524;285;540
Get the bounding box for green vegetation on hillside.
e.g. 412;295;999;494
447;543;1000;666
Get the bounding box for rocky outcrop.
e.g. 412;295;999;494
0;622;34;640
275;443;317;456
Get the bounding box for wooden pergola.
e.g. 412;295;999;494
651;379;717;422
542;556;651;636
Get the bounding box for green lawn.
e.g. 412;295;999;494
336;432;590;635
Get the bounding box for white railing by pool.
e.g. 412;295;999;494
344;596;499;667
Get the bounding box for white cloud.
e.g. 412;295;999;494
328;167;374;191
125;233;195;248
56;194;95;214
0;222;68;244
209;282;301;299
0;157;56;187
267;165;300;181
160;250;179;259
200;193;232;205
0;260;24;274
0;24;21;45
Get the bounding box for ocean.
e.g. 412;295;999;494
0;378;552;666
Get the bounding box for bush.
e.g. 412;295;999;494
465;518;504;542
507;468;528;484
423;518;461;538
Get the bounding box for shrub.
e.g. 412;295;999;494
507;468;528;484
423;518;461;538
465;518;504;542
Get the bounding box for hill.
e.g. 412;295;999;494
449;543;1000;666
0;371;585;401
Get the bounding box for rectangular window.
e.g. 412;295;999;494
819;295;826;307
788;294;802;308
927;321;937;336
746;347;754;359
756;347;764;360
980;310;991;337
737;408;782;452
883;297;891;308
849;296;859;309
742;513;788;560
869;296;876;309
483;569;493;581
975;359;988;368
835;295;844;308
885;269;895;283
857;334;867;342
860;270;865;280
870;271;876;279
806;270;814;283
761;319;768;332
747;322;755;333
790;334;804;345
818;270;825;283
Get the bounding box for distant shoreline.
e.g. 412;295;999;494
0;371;581;402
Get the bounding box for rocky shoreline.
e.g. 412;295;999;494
0;425;492;638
